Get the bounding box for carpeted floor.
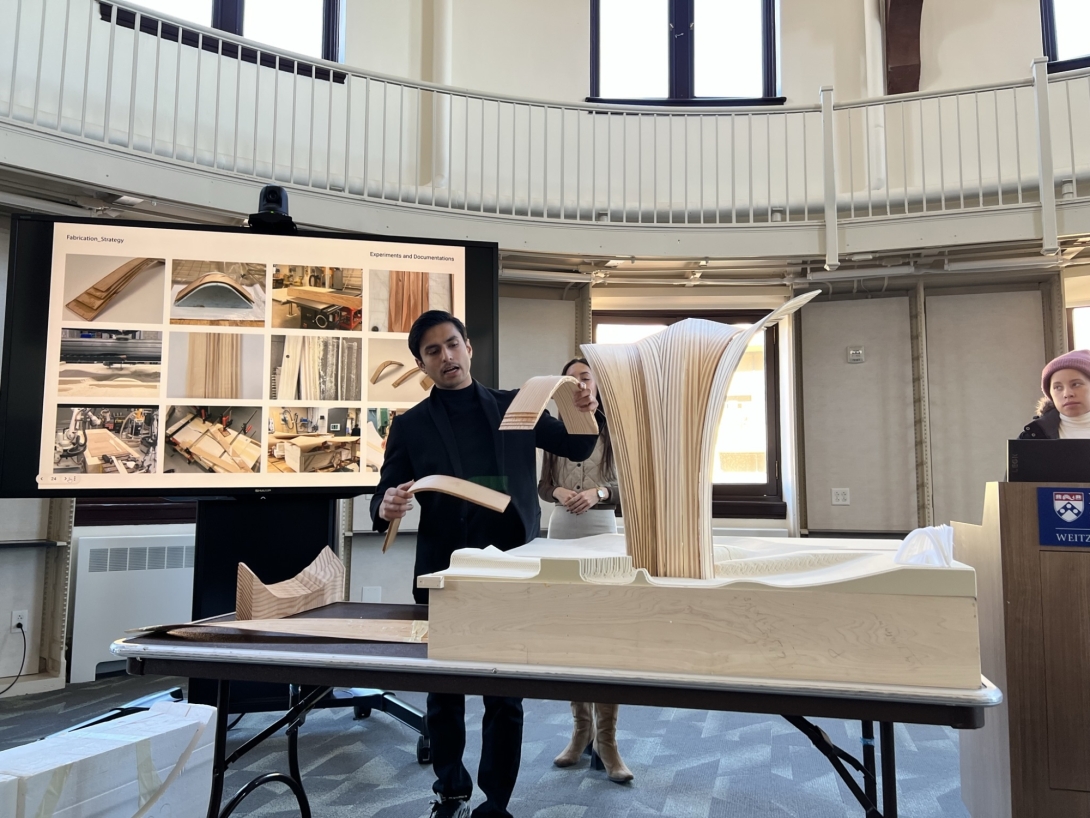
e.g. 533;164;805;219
0;675;971;817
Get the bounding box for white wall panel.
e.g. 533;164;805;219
927;289;1046;526
802;298;917;531
498;295;575;389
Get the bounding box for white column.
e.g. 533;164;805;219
432;0;453;190
862;0;887;192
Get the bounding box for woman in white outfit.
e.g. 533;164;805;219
537;358;632;783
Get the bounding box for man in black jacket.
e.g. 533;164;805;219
370;310;599;818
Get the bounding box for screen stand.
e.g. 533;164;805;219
186;496;429;761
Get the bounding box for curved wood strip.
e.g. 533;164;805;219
392;367;423;388
499;375;599;435
370;359;404;383
382;475;511;553
175;272;255;305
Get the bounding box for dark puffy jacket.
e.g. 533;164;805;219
1020;398;1061;439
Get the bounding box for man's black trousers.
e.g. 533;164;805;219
427;692;524;817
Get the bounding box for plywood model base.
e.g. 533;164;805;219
421;535;982;690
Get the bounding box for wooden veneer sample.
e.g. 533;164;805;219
499;375;599;435
130;617;428;644
236;545;344;620
66;258;159;321
382;474;511;553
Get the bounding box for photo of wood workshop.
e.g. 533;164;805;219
271;265;364;331
5;2;1090;818
267;406;363;474
169;260;267;327
163;405;263;475
49;405;159;476
364;407;400;473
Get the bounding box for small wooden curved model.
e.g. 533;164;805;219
370;360;403;383
382;475;510;553
236;545;344;620
175;273;255;307
499;375;599;435
392;367;424;388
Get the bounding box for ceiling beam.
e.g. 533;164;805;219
885;0;924;94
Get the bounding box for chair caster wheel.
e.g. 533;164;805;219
353;705;372;719
417;735;432;764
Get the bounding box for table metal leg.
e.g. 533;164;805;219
880;722;898;818
206;680;231;818
861;721;878;808
784;716;880;816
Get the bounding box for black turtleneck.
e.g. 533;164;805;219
430;382;523;548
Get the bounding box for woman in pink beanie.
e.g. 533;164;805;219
1020;349;1090;439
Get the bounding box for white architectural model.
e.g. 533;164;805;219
421;291;982;689
420;535;982;689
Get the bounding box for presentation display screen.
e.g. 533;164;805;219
0;216;498;497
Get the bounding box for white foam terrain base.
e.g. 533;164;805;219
421;534;982;690
0;701;215;818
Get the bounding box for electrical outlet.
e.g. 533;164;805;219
360;586;382;603
832;488;850;506
10;610;27;633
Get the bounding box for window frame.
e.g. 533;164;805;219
1041;0;1090;73
591;310;785;519
589;0;783;107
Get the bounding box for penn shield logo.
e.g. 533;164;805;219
1054;491;1085;524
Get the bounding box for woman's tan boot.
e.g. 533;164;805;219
553;701;594;767
592;703;634;783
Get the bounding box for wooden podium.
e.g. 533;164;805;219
955;481;1090;818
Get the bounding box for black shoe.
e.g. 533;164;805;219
429;796;471;818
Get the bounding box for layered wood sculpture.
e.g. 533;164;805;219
236;545;345;620
499;375;599;435
66;258;160;321
581;291;818;579
382;475;511;553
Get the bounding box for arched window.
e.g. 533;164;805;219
130;0;342;62
1042;0;1090;73
590;0;781;106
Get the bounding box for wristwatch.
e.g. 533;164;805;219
596;487;608;501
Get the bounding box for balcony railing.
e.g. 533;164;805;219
2;0;1088;258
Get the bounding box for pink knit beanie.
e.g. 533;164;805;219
1041;349;1090;396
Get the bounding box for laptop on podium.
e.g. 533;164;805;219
1007;439;1090;482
